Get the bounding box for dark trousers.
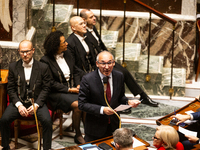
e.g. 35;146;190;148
0;103;52;150
84;124;113;142
114;62;143;96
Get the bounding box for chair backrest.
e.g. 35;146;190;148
1;69;8;82
197;20;200;32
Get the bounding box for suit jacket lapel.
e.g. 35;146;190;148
29;60;39;90
17;60;26;97
95;70;104;96
72;34;88;68
111;71;118;104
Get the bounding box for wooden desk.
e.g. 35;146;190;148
55;135;149;150
0;69;8;118
156;98;200;130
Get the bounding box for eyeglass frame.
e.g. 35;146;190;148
153;136;161;140
97;60;115;67
19;49;33;55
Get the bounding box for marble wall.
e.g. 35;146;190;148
0;0;197;97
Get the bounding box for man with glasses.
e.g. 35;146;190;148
0;40;52;150
80;9;158;107
78;51;140;142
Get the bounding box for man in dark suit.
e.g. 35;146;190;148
78;51;141;142
80;9;158;107
173;112;200;150
66;16;97;80
0;40;52;150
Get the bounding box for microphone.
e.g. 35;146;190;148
103;77;107;92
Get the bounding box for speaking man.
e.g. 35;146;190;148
78;51;140;142
80;9;158;107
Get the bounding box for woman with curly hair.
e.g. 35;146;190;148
40;30;85;144
153;125;184;150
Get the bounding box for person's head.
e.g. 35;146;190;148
96;51;115;76
80;9;96;28
18;40;35;64
43;30;68;58
70;16;87;37
113;128;133;150
153;125;179;150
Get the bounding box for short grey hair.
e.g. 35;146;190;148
113;128;133;148
96;51;114;62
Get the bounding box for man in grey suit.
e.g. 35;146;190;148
80;9;158;107
78;51;140;142
0;40;52;150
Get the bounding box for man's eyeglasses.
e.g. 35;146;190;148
19;49;33;55
98;61;114;67
153;136;161;140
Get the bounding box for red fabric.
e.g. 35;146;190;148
106;76;111;103
176;142;184;150
157;142;184;150
6;94;53;137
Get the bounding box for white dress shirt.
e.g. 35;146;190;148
87;27;99;45
74;33;89;54
98;69;113;114
55;53;70;81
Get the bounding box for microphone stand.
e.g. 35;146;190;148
103;77;121;128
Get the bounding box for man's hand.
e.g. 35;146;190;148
103;107;115;115
18;105;29;117
69;87;79;94
185;135;199;143
128;100;141;108
27;105;39;115
171;114;191;125
76;85;80;90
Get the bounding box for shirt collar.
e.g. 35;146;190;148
98;69;112;82
87;26;94;32
22;58;34;68
54;52;64;59
74;33;87;41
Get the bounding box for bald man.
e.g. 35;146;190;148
80;9;158;107
78;51;140;142
0;40;52;150
66;16;97;80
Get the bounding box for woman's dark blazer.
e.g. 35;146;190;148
40;50;81;109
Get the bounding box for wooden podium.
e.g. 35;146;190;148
156;98;200;130
55;135;149;150
0;69;8;118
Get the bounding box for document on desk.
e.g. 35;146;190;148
132;137;145;148
178;126;197;137
114;105;131;112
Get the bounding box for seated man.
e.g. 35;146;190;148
173;112;200;150
78;51;141;142
113;128;134;150
0;40;52;150
80;9;158;107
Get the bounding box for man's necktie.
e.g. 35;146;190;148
106;76;111;103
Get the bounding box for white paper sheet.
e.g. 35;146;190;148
114;105;131;112
178;126;197;137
